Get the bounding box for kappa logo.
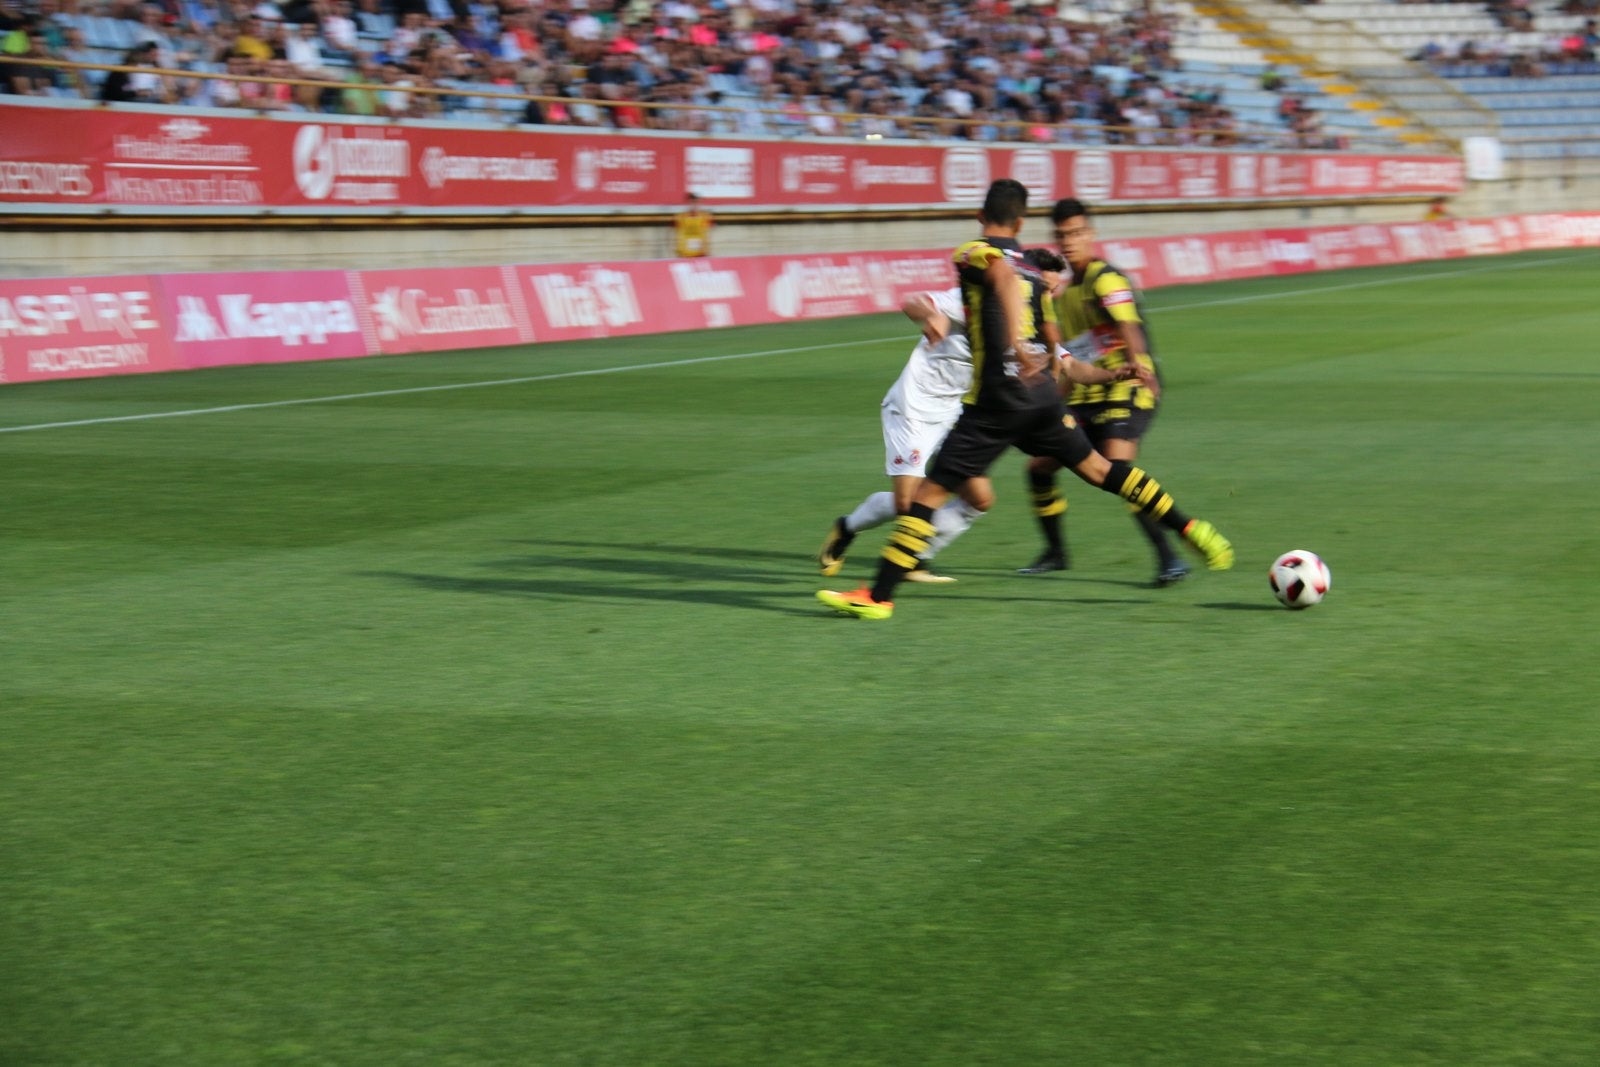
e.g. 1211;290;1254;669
172;293;359;346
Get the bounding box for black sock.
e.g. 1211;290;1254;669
1131;507;1180;566
871;502;934;602
1027;468;1065;556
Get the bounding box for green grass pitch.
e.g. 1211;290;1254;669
3;250;1599;1065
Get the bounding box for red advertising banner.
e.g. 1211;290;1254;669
0;274;178;384
1261;228;1320;276
0;101;1465;214
4;212;1597;387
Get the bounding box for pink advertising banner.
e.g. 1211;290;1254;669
0;274;179;384
511;251;956;342
161;270;368;368
3;212;1597;387
348;265;532;355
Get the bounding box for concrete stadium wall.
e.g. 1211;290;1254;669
4;172;1596;280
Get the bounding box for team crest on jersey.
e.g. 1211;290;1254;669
1061;414;1077;430
908;449;922;465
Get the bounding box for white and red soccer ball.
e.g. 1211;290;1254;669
1269;550;1331;609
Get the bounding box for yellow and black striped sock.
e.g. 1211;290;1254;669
1028;468;1066;555
870;503;935;602
1103;461;1191;533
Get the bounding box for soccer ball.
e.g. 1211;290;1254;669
1269;550;1331;609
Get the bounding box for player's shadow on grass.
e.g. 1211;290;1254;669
966;569;1157;591
510;538;799;565
366;543;1207;616
952;593;1156;608
367;538;835;616
481;551;792;585
365;570;825;617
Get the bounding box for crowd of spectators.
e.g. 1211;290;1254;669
1392;1;1600;76
2;0;1319;146
1412;18;1598;76
0;0;1261;143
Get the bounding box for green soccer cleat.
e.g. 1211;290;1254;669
817;517;854;577
816;587;894;619
1182;519;1235;571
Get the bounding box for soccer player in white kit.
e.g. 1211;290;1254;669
817;288;989;583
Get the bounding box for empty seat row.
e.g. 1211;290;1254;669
1472;91;1600;108
1505;139;1600;159
1493;107;1600;126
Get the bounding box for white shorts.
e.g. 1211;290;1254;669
881;404;959;478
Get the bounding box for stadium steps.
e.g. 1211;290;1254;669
1263;0;1600;157
1429;72;1600;158
1240;0;1521;148
1176;0;1440;148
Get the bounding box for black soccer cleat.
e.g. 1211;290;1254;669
1017;551;1068;575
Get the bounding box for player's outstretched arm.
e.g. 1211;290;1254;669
902;293;950;343
1053;356;1158;397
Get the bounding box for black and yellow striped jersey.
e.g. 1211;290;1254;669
1055;259;1159;409
952;236;1058;411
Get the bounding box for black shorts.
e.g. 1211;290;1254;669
1071;401;1157;449
928;402;1095;489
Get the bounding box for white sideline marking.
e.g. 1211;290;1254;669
0;338;894;435
1154;250;1593;312
0;251;1591;436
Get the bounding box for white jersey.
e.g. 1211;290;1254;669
882;288;970;423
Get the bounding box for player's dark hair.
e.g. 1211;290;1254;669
981;179;1029;226
1052;198;1091;224
1021;248;1066;272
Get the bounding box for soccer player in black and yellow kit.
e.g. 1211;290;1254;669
1019;197;1188;585
817;179;1233;620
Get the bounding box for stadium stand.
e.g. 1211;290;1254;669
0;0;1400;149
7;0;1590;158
1215;0;1599;160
